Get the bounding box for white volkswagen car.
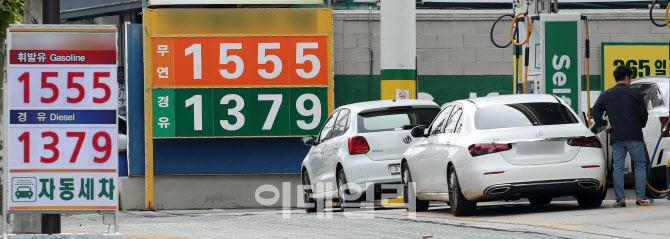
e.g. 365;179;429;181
402;94;606;216
594;76;670;191
301;100;440;212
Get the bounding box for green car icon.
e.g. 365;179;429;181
15;186;33;199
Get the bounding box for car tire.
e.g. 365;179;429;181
528;196;552;206
303;172;318;213
337;169;353;211
577;191;603;208
402;162;429;212
448;167;476;216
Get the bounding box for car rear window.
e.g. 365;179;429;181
631;83;665;109
475;102;579;130
358;108;440;133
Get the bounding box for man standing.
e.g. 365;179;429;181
592;65;652;207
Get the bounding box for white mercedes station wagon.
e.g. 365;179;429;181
402;94;606;216
301;100;440;212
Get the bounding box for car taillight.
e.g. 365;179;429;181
660;117;670;137
567;136;602;148
349;136;370;155
468;143;512;157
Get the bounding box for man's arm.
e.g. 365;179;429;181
638;93;649;128
592;93;607;128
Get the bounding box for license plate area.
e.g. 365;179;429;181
517;141;564;155
389;164;401;175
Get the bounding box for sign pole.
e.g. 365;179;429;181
143;9;155;211
3;80;9;238
3;28;9;238
42;1;62;233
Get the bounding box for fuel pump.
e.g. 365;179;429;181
491;0;588;120
491;0;603;193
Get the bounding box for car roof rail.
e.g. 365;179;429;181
551;95;563;104
466;99;479;109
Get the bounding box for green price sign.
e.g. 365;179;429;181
152;87;327;137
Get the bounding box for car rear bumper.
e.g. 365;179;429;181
483;178;601;198
342;155;402;195
459;147;606;201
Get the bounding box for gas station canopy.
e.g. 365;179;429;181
148;0;323;5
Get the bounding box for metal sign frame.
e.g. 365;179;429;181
142;7;334;209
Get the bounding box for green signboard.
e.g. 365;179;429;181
543;18;581;114
152;87;327;138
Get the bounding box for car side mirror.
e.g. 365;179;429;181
411;125;427;138
302;135;317;146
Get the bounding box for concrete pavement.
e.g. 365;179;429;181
49;198;670;239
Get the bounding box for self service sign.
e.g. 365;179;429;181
145;8;333;138
5;25;118;211
542;14;582;114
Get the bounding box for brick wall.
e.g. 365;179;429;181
332;9;670;107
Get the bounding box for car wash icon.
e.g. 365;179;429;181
12;177;37;202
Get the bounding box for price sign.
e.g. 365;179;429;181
145;8;333;139
152;87;326;137
5;26;118;212
8;68;116;108
602;43;669;91
152;36;327;87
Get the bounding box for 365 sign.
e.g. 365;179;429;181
5;26;118;212
601;43;669;91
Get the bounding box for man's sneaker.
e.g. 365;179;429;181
613;199;626;208
636;197;653;206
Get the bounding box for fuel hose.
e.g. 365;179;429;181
585;17;592;127
523;46;529;94
510;12;532;46
491;14;515;48
646;38;670;197
646;121;670;197
511;13;533;94
650;0;667;27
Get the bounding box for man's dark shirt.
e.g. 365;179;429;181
592;83;648;143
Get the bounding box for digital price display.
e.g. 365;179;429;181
146;8;333;138
152;36;328;87
152;87;327;137
5;26;118;211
